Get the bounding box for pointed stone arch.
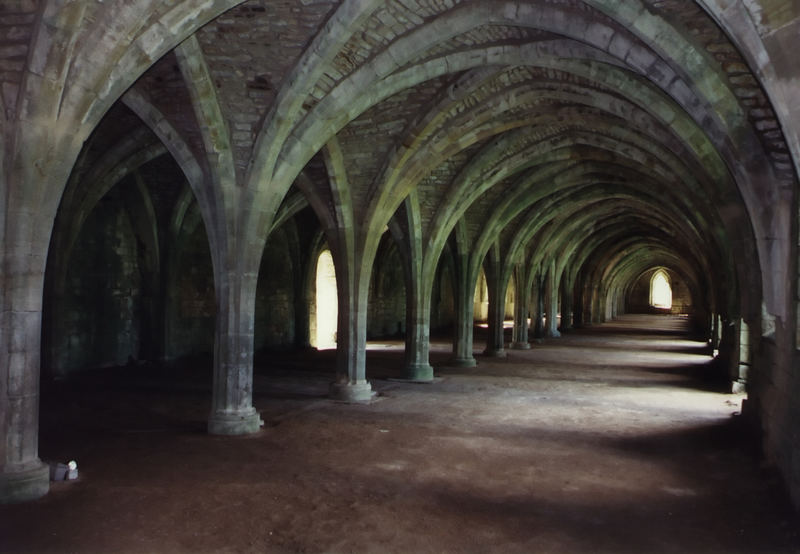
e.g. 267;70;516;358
650;269;673;310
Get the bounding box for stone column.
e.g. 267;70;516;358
330;292;375;402
484;300;507;356
329;248;375;402
483;264;507;357
42;271;66;379
450;254;477;367
711;314;721;350
734;318;752;394
584;283;596;326
511;264;531;349
1;247;50;503
545;264;561;338
716;316;740;384
403;285;434;382
533;276;545;338
208;270;263;435
591;284;603;325
510;302;530;349
510;297;530;348
560;281;573;333
398;217;434;381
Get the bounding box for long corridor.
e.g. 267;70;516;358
1;315;797;553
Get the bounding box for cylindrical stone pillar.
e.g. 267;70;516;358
404;318;434;381
1;269;49;503
402;278;434;382
545;266;561;338
450;259;477;367
329;264;375;403
511;267;530;349
208;271;263;435
484;279;507;357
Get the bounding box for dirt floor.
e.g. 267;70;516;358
2;314;799;553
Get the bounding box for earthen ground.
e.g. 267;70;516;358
1;315;798;553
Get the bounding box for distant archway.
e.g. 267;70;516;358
314;250;337;349
473;268;489;322
650;270;672;310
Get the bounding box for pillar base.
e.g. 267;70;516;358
446;356;477;368
208;408;263;435
484;348;507;358
545;330;561;338
402;363;434;382
510;341;531;350
0;461;49;504
330;380;376;403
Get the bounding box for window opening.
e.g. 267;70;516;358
650;269;672;309
314;250;337;349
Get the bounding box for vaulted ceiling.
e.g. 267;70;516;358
54;0;791;324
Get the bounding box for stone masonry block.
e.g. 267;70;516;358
607;31;633;61
6;394;40;465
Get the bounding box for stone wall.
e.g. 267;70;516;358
431;261;456;332
0;2;35;120
46;190;452;367
255;229;296;351
165;203;215;361
368;244;406;339
52;184;142;373
626;269;694;315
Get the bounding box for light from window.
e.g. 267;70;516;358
650;270;672;309
315;250;337;349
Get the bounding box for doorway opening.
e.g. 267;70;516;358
650;269;672;310
474;268;489;323
314;249;337;349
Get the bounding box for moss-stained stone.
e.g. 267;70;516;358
255;229;296;351
742;0;799;36
54;185;143;372
168;203;215;361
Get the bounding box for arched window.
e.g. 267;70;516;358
473;268;489;322
314;250;337;349
649;269;672;309
505;273;516;321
